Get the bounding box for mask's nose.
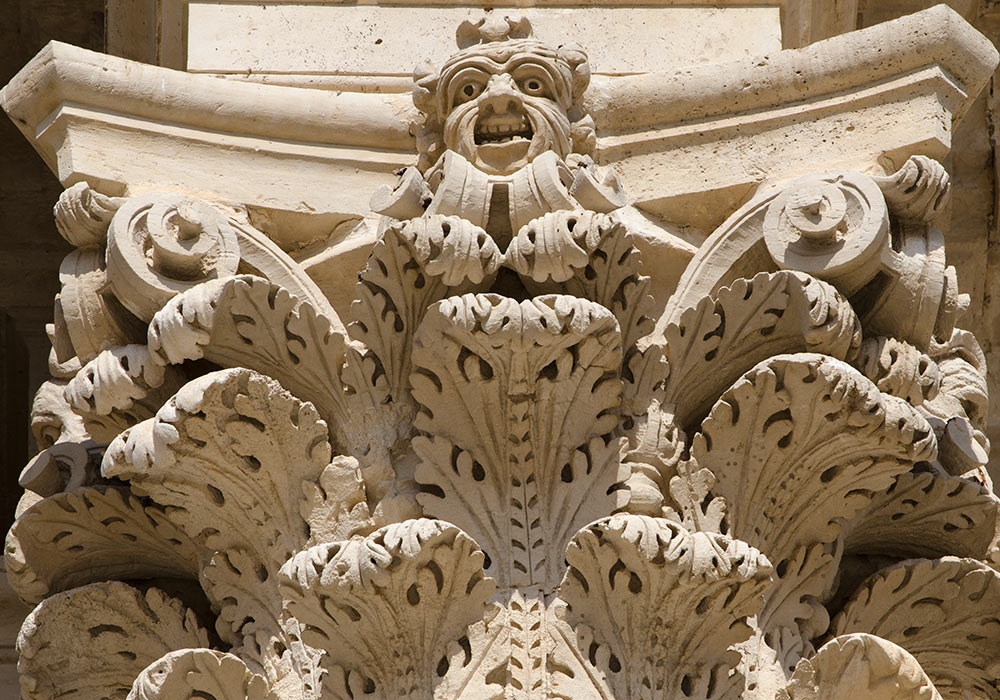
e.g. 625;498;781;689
479;73;523;116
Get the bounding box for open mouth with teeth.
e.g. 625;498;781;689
474;115;534;145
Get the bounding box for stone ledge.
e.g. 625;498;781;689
1;4;995;236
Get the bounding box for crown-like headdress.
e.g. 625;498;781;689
455;14;533;48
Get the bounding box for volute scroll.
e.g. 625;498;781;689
762;172;888;296
106;195;242;322
655;156;966;355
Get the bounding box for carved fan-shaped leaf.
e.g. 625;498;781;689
350;214;501;404
145;275;379;452
507;210;654;353
5;485;200;606
695;353;935;563
415;433;627;593
198;547;288;673
558;216;653;356
411;293;628;590
17;581;210;700
279;518;495;700
102;367;338;668
128;648;276;700
692;353;935;678
844;471;1000;560
747;541;840;677
103;367;330;568
780;633;942;700
832;557;1000;700
560;514;773;699
430;588;616;700
659;271;860;431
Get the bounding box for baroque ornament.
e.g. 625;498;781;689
6;13;1000;700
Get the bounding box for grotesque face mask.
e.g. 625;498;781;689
438;42;573;175
413;16;593;175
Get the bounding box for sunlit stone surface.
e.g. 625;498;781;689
2;3;1000;699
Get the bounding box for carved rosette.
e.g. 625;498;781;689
6;19;1000;700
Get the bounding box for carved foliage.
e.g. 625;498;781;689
845;471;1000;561
507;210;653;353
561;514;773;699
872;155;951;225
147;276;356;434
411;294;628;590
780;634;942;700
832;557;1000;700
279;519;494;700
65;344;186;443
128;649;276;700
144;275;397;470
658;271;860;431
53;181;122;247
5;486;200;606
351;214;501;405
17;581;210;700
102;368;342;669
690;354;935;675
695;354;935;563
855;337;940;406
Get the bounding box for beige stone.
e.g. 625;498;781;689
105;0;858;74
4;5;1000;700
185;5;782;81
2;5;992;243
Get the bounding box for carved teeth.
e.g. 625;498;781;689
474;117;532;145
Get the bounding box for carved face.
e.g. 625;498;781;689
437;42;574;175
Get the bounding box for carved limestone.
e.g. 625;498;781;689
4;9;1000;700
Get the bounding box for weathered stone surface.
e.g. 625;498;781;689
185;5;783;80
4;4;1000;700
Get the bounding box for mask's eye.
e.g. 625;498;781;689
519;77;549;97
454;80;484;105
